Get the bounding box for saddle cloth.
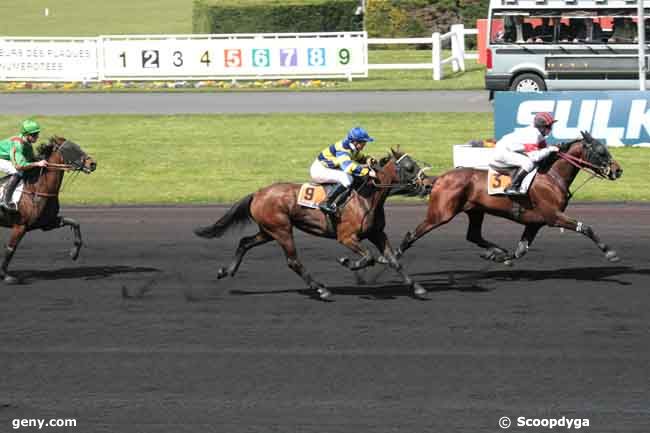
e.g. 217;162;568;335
0;175;24;206
487;167;538;196
297;183;335;209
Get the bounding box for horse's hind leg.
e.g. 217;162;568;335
58;217;83;260
217;231;271;279
510;223;544;261
465;210;510;263
1;225;26;284
368;231;427;298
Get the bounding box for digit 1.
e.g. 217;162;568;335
120;52;126;67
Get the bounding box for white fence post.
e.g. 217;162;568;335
432;32;442;80
450;24;466;73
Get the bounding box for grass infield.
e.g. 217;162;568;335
0;113;644;205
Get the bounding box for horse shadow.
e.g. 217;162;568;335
10;265;161;283
229;274;490;301
228;265;649;300
412;265;643;287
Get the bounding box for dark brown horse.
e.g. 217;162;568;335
195;149;427;300
397;131;623;264
0;136;97;283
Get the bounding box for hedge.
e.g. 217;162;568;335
193;0;362;34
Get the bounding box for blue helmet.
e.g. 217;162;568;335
347;127;374;143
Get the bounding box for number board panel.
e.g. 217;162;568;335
101;32;367;80
0;38;99;81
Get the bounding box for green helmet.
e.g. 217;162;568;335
20;119;41;135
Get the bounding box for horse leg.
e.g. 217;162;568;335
58;217;83;260
368;230;427;298
397;207;458;258
550;212;619;262
510;223;544;262
1;225;27;284
465;210;510;263
336;234;376;271
216;231;272;279
269;227;331;300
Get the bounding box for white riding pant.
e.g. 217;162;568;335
0;159;17;175
310;160;353;187
492;149;534;172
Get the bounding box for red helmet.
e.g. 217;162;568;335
534;112;556;128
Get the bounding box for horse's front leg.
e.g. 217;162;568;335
368;230;427;298
1;224;27;284
336;233;376;271
57;217;83;260
549;212;619;262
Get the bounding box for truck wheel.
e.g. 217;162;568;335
510;74;546;92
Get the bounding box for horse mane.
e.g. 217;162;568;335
538;137;583;173
37;136;63;160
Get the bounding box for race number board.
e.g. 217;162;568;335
0;38;99;81
100;32;368;80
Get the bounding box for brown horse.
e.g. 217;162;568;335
194;149;427;300
0;136;97;283
397;131;623;264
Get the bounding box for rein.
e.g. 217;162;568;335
555;151;604;199
557;152;608;179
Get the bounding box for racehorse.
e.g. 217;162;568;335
397;131;623;264
194;149;427;300
0;136;97;283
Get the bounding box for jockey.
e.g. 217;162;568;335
310;127;377;214
0;119;48;211
492;112;560;194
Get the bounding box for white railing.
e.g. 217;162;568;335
368;24;478;80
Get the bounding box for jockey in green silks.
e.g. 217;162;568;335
0;119;49;211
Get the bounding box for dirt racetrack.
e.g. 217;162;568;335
1;204;648;432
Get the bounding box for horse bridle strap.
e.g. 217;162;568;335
557;152;608;179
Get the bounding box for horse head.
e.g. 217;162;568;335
38;136;97;173
375;147;427;196
563;131;622;180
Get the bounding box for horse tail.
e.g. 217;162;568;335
194;194;254;239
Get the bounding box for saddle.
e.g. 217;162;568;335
486;166;538;196
297;183;337;209
0;175;24;208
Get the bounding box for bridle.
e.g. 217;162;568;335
557;143;612;180
370;153;430;190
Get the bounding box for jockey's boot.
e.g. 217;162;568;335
319;184;348;215
504;168;529;195
0;174;20;212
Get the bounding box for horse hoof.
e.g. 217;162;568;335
502;259;513;267
338;257;350;267
216;268;228;279
605;251;620;262
4;275;19;284
395;249;403;259
317;286;332;300
413;283;427;298
376;256;389;265
70;247;81;261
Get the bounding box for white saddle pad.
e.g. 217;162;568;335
0;179;24;206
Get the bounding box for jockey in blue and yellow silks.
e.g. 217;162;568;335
310;127;377;214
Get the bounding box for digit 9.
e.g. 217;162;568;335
338;48;350;65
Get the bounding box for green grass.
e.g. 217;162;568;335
0;113;642;205
0;0;192;36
